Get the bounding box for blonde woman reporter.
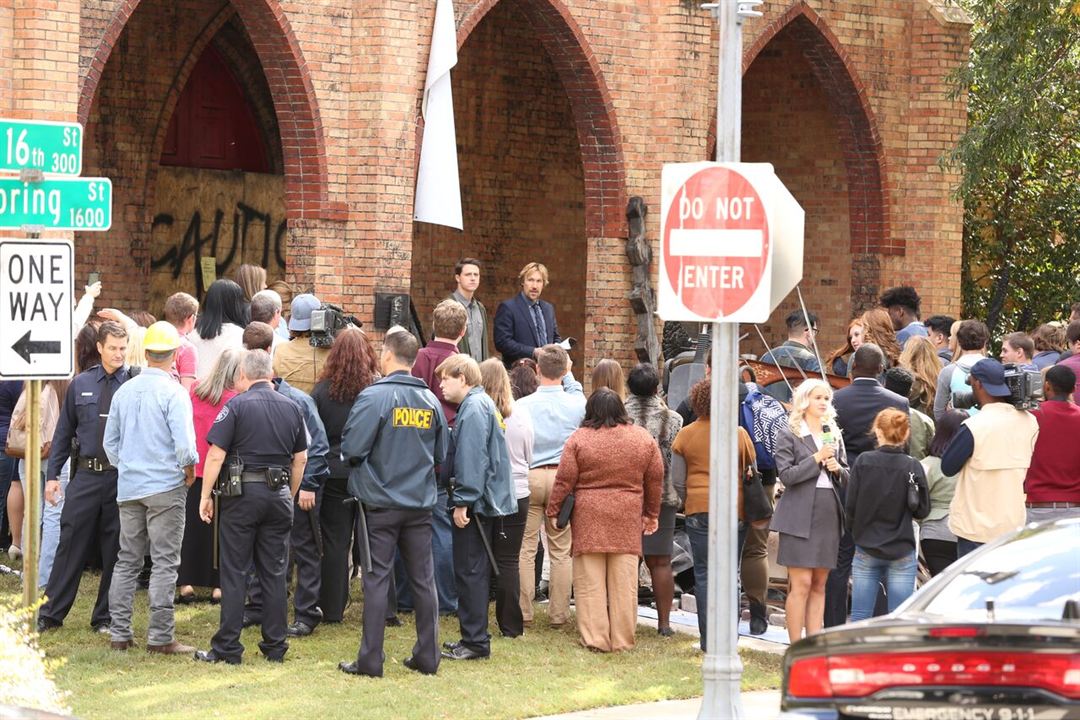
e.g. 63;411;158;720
771;379;848;643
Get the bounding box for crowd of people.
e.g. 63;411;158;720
1;263;1077;673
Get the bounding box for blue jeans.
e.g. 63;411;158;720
850;547;916;621
685;512;747;652
956;537;983;558
396;488;457;614
38;461;70;587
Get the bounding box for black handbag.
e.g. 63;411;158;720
742;461;773;523
555;493;575;529
906;470;921;513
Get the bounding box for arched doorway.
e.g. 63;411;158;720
739;5;888;356
410;0;624;370
77;0;327;311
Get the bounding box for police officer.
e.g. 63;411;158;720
338;330;448;678
195;349;308;664
239;322;330;636
38;321;135;634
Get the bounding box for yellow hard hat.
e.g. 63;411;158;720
144;321;182;352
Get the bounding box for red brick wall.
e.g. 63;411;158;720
740;25;855;358
36;0;967;375
411;0;586;368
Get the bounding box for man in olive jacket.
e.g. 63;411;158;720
436;354;516;660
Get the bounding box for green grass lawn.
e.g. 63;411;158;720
1;564;780;719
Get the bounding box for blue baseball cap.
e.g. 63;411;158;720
969;358;1011;398
288;293;320;332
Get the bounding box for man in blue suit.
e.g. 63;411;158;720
494;262;560;366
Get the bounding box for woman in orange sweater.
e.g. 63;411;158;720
671;378;755;651
546;388;663;652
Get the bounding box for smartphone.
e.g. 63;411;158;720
88;271;100;286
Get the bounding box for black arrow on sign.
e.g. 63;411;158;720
11;330;61;363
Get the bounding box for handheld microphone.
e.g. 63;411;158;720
821;423;835;446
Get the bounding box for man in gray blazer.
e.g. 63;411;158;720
449;258;489;362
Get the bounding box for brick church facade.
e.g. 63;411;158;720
0;0;970;368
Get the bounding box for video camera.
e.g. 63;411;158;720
1002;363;1043;410
310;303;362;348
951;362;1043;411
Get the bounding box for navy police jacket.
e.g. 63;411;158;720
342;371;448;510
450;387;516;518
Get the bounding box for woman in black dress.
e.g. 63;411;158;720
311;327;379;623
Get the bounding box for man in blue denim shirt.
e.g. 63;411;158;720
103;322;198;654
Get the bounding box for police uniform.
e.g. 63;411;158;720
340;370;448;677
244;379;329;634
203;381;307;663
38;364;135;632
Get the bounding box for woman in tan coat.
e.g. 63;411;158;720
547;388;663;652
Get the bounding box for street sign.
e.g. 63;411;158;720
0;239;74;380
0;177;111;230
0;119;83;176
658;161;804;323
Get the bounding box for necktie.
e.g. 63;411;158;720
532;303;547;345
94;372;118;462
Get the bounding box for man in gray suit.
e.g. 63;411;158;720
449;258;489;362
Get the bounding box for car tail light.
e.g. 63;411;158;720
788;651;1080;699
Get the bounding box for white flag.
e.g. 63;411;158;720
414;0;463;230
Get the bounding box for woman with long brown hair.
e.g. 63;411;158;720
824;318;865;377
860;308;900;368
899;336;940;415
590;359;626;399
311;327;379;623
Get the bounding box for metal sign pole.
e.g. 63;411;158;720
700;1;760;718
23;379;41;613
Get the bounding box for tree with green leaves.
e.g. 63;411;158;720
949;0;1080;334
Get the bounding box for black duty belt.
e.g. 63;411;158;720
76;456;114;473
241;469;289;490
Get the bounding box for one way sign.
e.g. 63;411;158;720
0;239;73;379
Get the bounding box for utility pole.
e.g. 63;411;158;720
699;1;761;718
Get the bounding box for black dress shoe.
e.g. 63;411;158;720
36;617;61;633
441;645;489;661
263;654;285;663
285;621;314;637
657;626;676;638
176;593;196;605
441;640;461;651
384;615;403;627
93;622;111;635
338;660;379;678
403;656;436;675
241;615;260;629
194;649;240;665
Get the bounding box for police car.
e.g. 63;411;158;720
779;517;1080;720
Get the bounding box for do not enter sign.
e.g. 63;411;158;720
658;162;804;323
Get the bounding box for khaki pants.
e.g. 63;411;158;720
519;467;573;624
573;552;638;652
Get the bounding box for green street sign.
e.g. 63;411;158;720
0;119;83;177
0;178;111;231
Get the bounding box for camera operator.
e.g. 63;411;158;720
940;359;1039;557
1023;365;1080;523
272;293;331;395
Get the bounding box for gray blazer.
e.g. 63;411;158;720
770;423;849;539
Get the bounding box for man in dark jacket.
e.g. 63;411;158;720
493;262;560;365
825;343;909;627
339;330;449;678
436;354;516;660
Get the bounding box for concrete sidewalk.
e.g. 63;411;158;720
533;691;781;719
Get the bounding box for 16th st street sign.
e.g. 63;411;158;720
0;177;111;230
0;239;74;379
0;119;83;176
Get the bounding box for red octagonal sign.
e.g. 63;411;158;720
661;165;770;320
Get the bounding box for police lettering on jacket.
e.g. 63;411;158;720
393;406;433;429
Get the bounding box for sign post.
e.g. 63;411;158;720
1;116;109;619
655;3;804;718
